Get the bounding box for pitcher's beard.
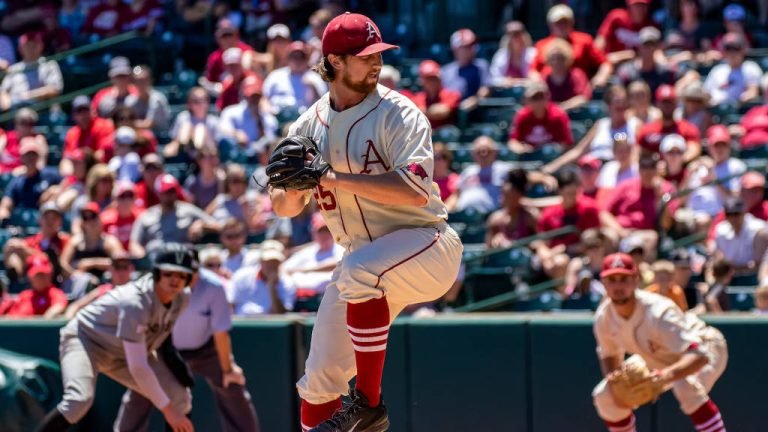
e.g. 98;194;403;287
342;74;378;94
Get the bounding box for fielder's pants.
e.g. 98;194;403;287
297;224;463;404
592;327;729;421
114;337;260;432
56;329;191;424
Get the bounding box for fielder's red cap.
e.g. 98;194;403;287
322;12;399;57
600;253;637;278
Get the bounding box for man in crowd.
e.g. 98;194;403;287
409;59;462;129
0;139;60;221
92;56;137;118
63;95;115;166
6;255;67;318
454;136;512;213
281;214;345;298
201;18;254;93
637;85;701;161
704;32;761;106
262;41;327;114
0;31;63;110
227;240;295;316
508;81;573;153
441;28;490;105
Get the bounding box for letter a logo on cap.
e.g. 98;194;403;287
366;21;378;41
611;254;625;269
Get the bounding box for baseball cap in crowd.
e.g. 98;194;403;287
115;126;137;146
741;171;766;189
722;32;745;50
724;196;746;214
27;255;53;278
109;56;131;78
638;27;661;44
707;125;731;145
156;174;180;194
547;4;574;23
40;201;62;216
651;260;675;274
142;153;163;169
655;84;677;102
681;81;707;102
600;253;637;278
525;81;549;99
619;235;645;255
260;239;286;262
216;18;238;36
19;137;43;156
577;154;601;170
418;59;441;79
222;47;243;65
19;31;43;47
80;201;101;216
113;180;136;197
660;134;686;154
322;12;399;57
72;95;91;111
723;3;746;21
450;29;477;49
288;40;307;56
267;23;291;40
241;75;263;97
16;107;38;124
311;212;329;232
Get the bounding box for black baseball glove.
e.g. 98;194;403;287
159;337;195;388
266;136;330;190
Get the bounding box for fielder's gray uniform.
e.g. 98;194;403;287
56;273;192;424
114;268;260;432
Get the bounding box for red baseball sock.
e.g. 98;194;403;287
690;399;726;432
347;296;390;407
604;414;637;432
301;398;342;431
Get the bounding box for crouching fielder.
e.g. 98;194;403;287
592;253;728;432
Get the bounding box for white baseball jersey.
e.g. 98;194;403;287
288;84;447;252
593;290;712;370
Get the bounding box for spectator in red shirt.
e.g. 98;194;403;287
7;255;68;318
82;0;128;38
63;95;115;166
134;153;167;209
101;181;143;250
636;84;701;161
542;39;591;111
508;81;573;154
202;18;254;90
595;0;656;54
112;106;157;157
0;108;48;174
606;154;676;230
92;56;139;118
578;155;602;199
216;47;248;111
531;4;612;86
708;171;768;240
433;142;460;210
0;282;14;315
2;202;70;284
409;60;462;129
122;0;164;35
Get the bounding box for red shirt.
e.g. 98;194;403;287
637;119;700;154
740;106;768;148
531;32;606;78
134;179;157;209
606;178;676;230
544;68;592;103
216;73;247;111
0;296;14;315
707;201;768;240
91;85;139;118
205;41;254;83
597;8;656;53
24;232;70;257
122;0;164;32
63;118;116;163
537;195;601;248
409;88;462;129
511;102;573;147
101;207;142;249
435;172;461;202
82;2;129;37
0;130;30;173
6;286;68;317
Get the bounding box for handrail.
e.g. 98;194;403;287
0;31;141;78
0;81;110;124
462;225;578;264
454;277;564;312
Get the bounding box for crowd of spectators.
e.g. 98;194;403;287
2;0;768;318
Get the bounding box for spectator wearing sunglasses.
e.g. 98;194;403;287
206;164;267;234
61;201;126;282
201;18;253;94
703;32;762;105
199;246;229;279
508;81;573;154
219;219;259;275
164;87;219;159
101;181;144;250
63;95;115;167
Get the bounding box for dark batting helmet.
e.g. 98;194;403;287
153;243;196;275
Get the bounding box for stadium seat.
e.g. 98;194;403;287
727;287;755;311
512;291;562;312
570;122;589;144
164;163;191;183
738;145;768;159
433;126;461;143
560;292;602;311
448;208;489;225
516;144;563;164
566;102;607;127
485;247;532;269
4;209;40;230
489;86;526;101
460;124;505;142
461;268;516;304
710;103;738;124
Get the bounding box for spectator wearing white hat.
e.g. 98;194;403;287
441;28;490;107
658;133;688;188
227;240;296;315
91;56;138;118
125;65;171;134
262;40;326;115
675;81;712;136
108;126;141;182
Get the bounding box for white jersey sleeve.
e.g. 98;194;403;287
594;302;626;360
386;100;434;201
653;306;704;355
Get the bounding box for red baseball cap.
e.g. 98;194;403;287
418;60;441;78
27;255;53;277
19;31;43;47
156;174;180;194
80;201;100;215
706;124;730;145
741;171;766;189
627;0;650;5
241;74;263;97
288;40;307;55
655;84;677;102
311;212;328;231
600;253;637;278
113;180;136;197
322;12;399;57
450;29;477;49
577;154;602;170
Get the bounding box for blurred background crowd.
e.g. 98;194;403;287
1;0;768;319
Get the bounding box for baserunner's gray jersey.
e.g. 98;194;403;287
63;273;190;367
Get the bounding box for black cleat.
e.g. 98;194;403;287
309;389;389;432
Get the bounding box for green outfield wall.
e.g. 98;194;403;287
0;314;765;432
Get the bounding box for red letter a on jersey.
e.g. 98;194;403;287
360;140;390;174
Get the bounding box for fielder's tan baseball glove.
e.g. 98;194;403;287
608;358;666;407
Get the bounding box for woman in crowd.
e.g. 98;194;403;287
433;142;460;211
183;145;224;210
164;86;220;159
60;202;125;282
489;21;536;87
69;164;114;235
627;80;661;124
542;39;591;111
206;163;267;234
